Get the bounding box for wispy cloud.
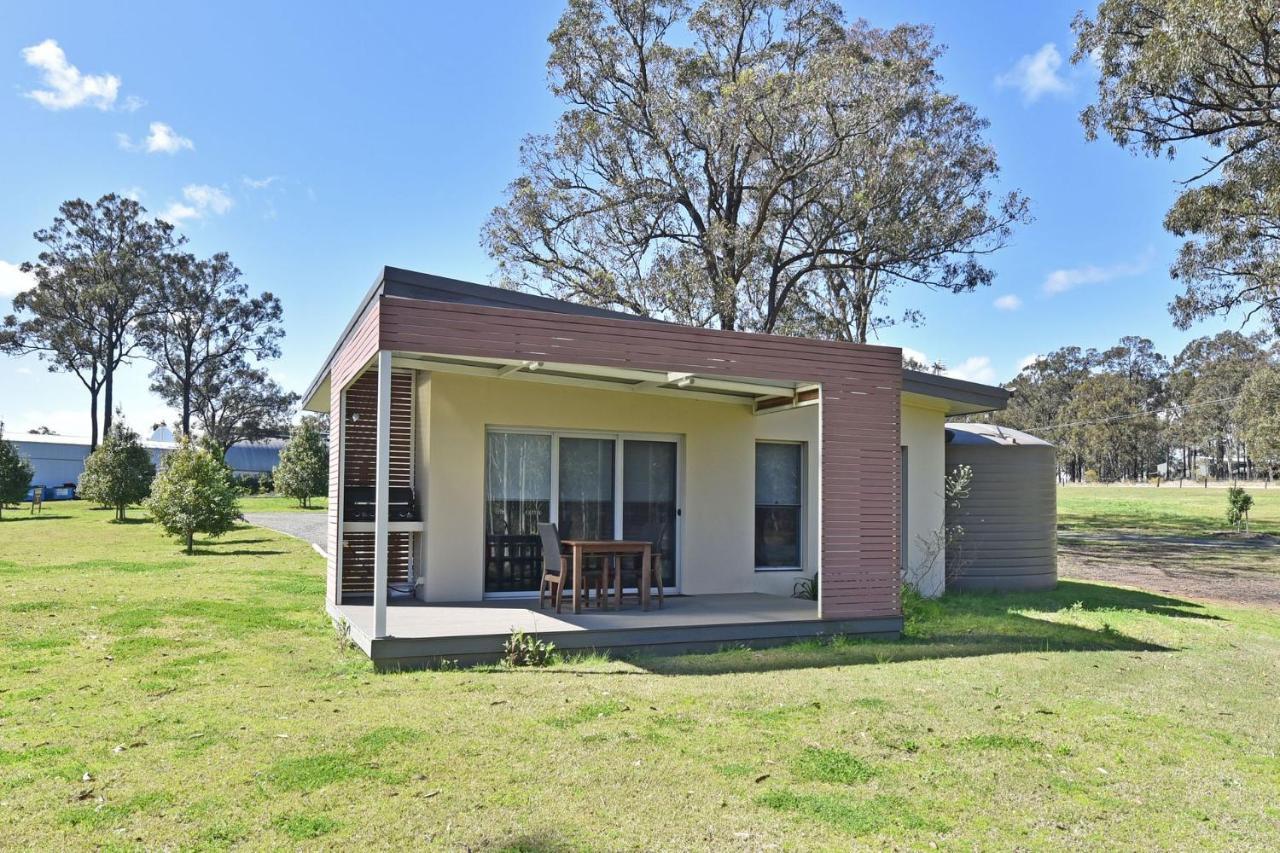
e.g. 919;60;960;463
1042;250;1152;295
118;121;194;154
242;175;280;190
995;43;1071;104
1016;353;1041;373
20;39;124;110
160;184;233;224
0;260;35;296
946;356;997;385
993;294;1023;311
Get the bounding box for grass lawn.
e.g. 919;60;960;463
1058;484;1280;536
238;494;328;513
4;502;1280;848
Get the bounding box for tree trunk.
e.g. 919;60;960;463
103;366;115;439
181;375;192;436
186;530;194;554
89;388;100;451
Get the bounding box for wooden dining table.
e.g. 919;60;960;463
560;539;653;614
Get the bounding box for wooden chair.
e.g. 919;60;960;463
610;551;665;609
537;523;606;612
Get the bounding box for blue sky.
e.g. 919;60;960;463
0;1;1226;435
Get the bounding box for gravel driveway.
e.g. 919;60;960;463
243;512;327;553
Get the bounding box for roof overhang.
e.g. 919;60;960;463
901;369;1011;416
387;352;818;410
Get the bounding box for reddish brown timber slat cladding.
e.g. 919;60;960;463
376;296;902;620
331;348;415;604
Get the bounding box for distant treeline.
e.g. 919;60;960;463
974;332;1280;483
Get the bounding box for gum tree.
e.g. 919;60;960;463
1075;2;1280;334
485;0;1028;341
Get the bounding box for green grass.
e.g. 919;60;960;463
1058;484;1280;535
238;493;328;513
2;501;1280;847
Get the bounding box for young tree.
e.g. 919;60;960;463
484;0;1028;339
78;419;155;521
273;416;329;507
145;437;240;554
0;195;179;447
141;252;284;435
0;425;35;518
191;357;298;454
1075;2;1280;334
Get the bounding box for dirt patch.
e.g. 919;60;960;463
1058;531;1280;610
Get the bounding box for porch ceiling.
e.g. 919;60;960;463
388;351;820;411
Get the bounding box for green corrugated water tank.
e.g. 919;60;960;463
944;423;1057;592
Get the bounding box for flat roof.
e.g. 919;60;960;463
303;266;1010;415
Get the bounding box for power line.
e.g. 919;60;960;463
1023;393;1244;434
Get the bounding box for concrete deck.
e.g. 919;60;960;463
329;593;902;669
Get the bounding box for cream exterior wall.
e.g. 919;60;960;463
416;371;765;602
900;401;947;597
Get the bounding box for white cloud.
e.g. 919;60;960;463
160;184;233;224
118;122;194;154
1042;251;1151;295
993;294;1023;311
242;175;280;190
996;43;1071;103
0;260;35;296
945;356;998;385
20;39;121;110
1016;353;1041;372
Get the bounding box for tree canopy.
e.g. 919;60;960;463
191;357;297;453
1;195;179;447
273;415;329;508
485;0;1028;341
995;331;1280;482
0;425;34;517
141;252;284;436
78;419;155;521
1075;1;1280;334
145;437;240;554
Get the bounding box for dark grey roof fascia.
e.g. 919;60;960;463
381;266;657;323
902;368;1011;414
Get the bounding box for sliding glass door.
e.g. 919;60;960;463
622;440;678;587
484;432;552;593
557;437;615;541
484;430;679;595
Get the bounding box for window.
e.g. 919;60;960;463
755;442;803;569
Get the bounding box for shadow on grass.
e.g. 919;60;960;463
0;514;72;522
622;581;1189;676
190;547;290;557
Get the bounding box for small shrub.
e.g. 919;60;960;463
1227;486;1254;531
234;473;261;495
0;426;34;517
792;573;818;600
145;437;241;554
77;421;155;521
274;416;328;508
503;629;556;667
1084;468;1100;484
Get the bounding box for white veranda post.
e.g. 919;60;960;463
373;350;392;638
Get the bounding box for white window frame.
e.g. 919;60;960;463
753;439;806;572
484;426;684;598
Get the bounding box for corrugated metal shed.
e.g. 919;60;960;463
944;423;1057;592
10;432;282;487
